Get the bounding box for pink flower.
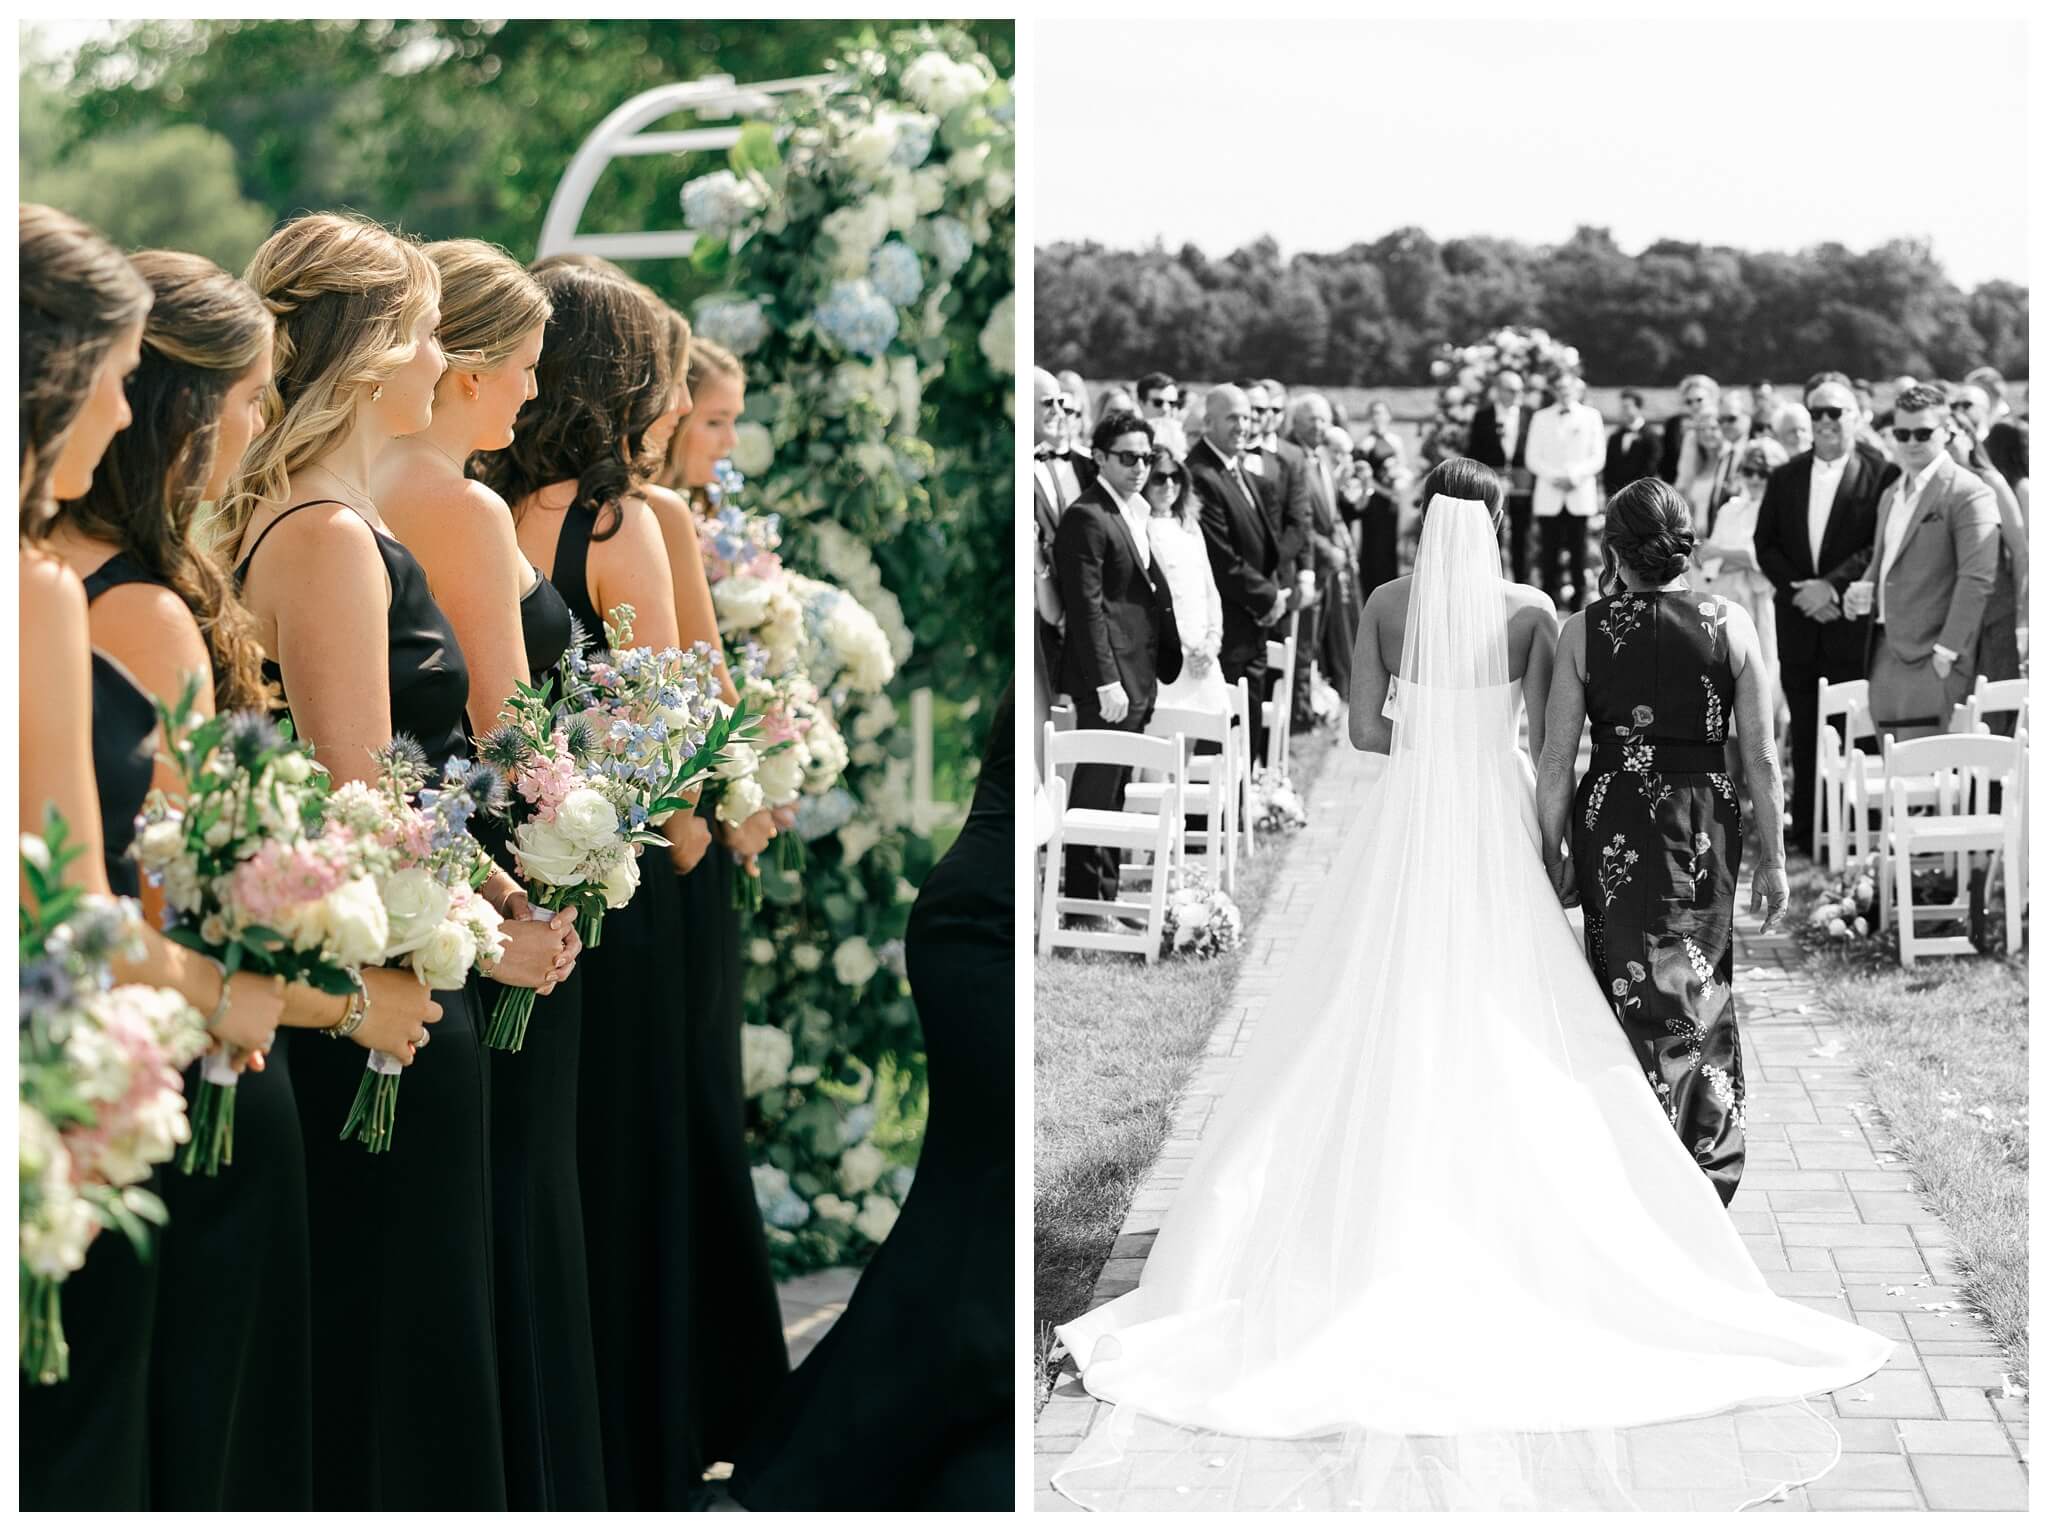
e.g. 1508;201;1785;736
758;709;802;747
227;839;346;929
744;552;784;580
517;732;581;822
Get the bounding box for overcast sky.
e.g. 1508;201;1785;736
1035;19;2029;288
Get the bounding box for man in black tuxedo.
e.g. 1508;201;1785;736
1052;410;1181;915
1465;369;1534;582
1753;374;1898;856
1604;389;1662;495
1189;383;1294;760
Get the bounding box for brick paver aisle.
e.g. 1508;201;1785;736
1034;741;2029;1511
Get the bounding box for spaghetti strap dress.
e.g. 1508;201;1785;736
549;501;699;1507
236;500;506;1508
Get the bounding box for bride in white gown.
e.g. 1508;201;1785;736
1052;460;1891;1512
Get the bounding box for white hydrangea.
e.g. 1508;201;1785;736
979;290;1016;377
730;421;775;477
819;197;891;276
837;817;884;868
840;117;899;181
748;937;776;966
902;49;989;116
854;1192;900;1244
812;1192;858;1223
833;935;879;987
838;1140;887;1194
791;942;823;973
889;355;924;429
681;170;768;233
739;1022;794;1096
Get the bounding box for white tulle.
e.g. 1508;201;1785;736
1052;495;1890;1511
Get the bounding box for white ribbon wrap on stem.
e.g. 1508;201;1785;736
368;1049;404;1076
201;1049;241;1088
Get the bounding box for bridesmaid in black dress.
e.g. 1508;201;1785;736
654;331;791;1472
484;263;702;1508
224;213;501;1509
375;238;595;1510
1539;477;1790;1208
16;206;289;1511
733;686;1016;1511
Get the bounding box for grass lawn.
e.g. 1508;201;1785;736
1032;729;1335;1410
1787;859;2029;1389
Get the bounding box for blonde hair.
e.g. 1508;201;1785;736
425;238;552;375
684;334;745;399
217;212;440;554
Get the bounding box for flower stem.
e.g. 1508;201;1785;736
484;984;537;1053
178;1075;237;1176
340;1067;401;1154
20;1275;67;1384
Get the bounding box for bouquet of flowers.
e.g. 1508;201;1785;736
558;603;753;898
1806;854;1878;944
327;741;508;1152
1251;766;1309;834
472;679;655;1051
20;812;208;1382
1307;673;1345;731
1430;325;1583;399
1160;865;1245;959
135;692;381;1174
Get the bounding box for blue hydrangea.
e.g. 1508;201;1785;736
887;1165;916;1200
840;1104;878;1148
926;216;973;277
794;787;858;842
680;171;762;233
868;241;923;308
811;279;899;359
891;115;937;167
691;294;770;357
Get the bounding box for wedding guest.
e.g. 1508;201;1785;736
1351;407;1407;598
1057;368;1094;461
1143;447;1226;713
1749;381;1780;439
1771;401;1814;457
1604;388;1662;493
1541;477;1784;1206
1858;384;1999;741
1290;393;1354;705
1753;374;1895;855
1242;376;1313;621
1870;374;1919;436
1095;384;1136;424
18;222;319;1513
480;262;699;1508
1189;384;1290;759
1946;383;2028;689
1657;373;1717;485
371;238;595;1509
1051;409;1180;920
1963;365;2029;507
222;211;505;1509
1418;384;1470;470
731;684;1015;1511
1701;389;1754;527
1136;368;1188;456
1680;409;1728;529
1525;371;1605;609
661;332;801;1484
1698;437;1789;809
1465;369;1534;583
1033;366;1077;705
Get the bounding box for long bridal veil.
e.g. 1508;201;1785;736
1051;494;1889;1511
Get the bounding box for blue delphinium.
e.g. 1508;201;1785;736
869;241;923;308
812;279;899;359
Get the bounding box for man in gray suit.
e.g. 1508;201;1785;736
1846;385;2000;740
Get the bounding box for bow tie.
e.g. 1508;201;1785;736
1033;443;1056;461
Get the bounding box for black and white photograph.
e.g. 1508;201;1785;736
1031;17;2030;1512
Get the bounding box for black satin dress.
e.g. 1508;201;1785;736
236;501;506;1508
17;584;164;1510
476;571;608;1509
732;685;1016;1511
549;502;696;1507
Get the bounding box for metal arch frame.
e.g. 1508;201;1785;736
534;72;831;263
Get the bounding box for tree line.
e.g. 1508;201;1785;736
1036;227;2028;389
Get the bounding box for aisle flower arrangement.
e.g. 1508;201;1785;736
1160;866;1245;960
20;814;208;1382
679;23;1012;1273
1431;325;1584;398
1251;767;1310;834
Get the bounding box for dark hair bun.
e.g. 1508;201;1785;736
1604;478;1696;583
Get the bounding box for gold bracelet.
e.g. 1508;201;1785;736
326;971;367;1040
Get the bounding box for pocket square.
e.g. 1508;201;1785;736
1918;511;1941;524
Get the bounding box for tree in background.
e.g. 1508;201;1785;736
1036;228;2028;387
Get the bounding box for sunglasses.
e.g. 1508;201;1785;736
1100;448;1151;468
1809;406;1848;421
1683;395;1708;407
1145;395;1181;409
1717;414;1744;427
1147;472;1183;489
1891;426;1941;443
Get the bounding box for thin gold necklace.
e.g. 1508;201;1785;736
421;438;470;475
319;464;377;510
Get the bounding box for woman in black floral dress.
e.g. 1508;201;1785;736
1538;478;1790;1206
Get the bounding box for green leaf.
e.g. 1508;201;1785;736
728;119;781;178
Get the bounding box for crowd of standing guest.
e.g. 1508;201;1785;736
1036;362;2027;870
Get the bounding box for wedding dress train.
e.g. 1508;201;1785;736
1052;494;1890;1511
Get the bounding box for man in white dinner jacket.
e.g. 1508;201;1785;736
1525;371;1607;609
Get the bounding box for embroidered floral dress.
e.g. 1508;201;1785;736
1571;589;1746;1203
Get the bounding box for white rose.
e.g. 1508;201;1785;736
378;866;451;956
715;775;766;828
812;1192;858;1224
412;920;477;990
747;937;776;965
713;574;775;633
832;936;878;987
838;1141;887;1195
203;818;235;849
791;943;822;973
135;818;184;872
598;851;640;910
756;746;807;806
514;818;586;889
853;1193;900;1244
840;118;897;180
322;877;391;968
838;817;884;868
739;1022;794;1096
730;421;775;477
270;751;314;784
717;742;760;782
803;721;848;790
552;787;619;853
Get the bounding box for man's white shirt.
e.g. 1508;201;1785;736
1806;451;1850;570
1876;455;1946;624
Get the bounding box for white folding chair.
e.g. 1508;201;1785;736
1038;723;1183;963
1126;701;1238;894
1877;731;2026;964
1961;675;2030;737
1260;613;1300;779
1224;677;1257;865
1815;677;1869;870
